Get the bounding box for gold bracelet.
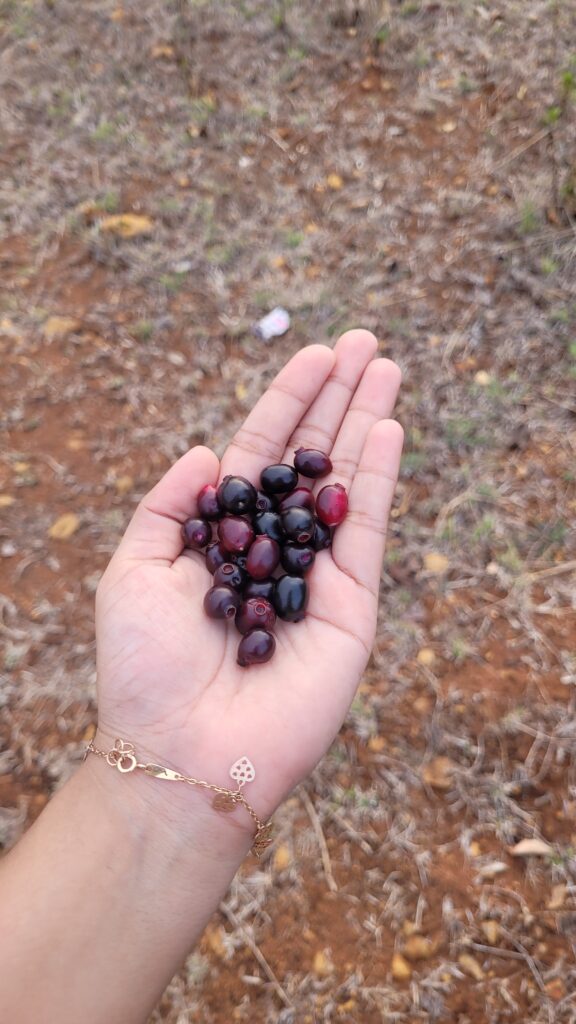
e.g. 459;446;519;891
83;737;273;858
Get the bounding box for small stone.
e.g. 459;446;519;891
391;953;412;980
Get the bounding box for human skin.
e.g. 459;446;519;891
0;329;403;1024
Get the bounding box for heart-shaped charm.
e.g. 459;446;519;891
229;756;256;787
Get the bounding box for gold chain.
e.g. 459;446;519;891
83;738;273;857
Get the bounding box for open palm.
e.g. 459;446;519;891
93;330;403;840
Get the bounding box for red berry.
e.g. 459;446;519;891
281;506;314;543
197;484;221;521
260;463;298;495
316;483;348;526
182;517;211;549
294;448;332;478
278;487;315;513
246;535;280;579
205;542;228;574
235;597;276;635
217;476;257;515
281;543;315;575
203;585;241;619
237;629;276;667
213;562;246;591
218;516;255;553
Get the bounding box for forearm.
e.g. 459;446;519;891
0;750;249;1024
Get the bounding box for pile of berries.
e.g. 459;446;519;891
181;449;348;667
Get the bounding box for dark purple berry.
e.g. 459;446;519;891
254;511;285;544
230;553;248;570
205;542;228;574
294;447;333;478
197;484;222;521
255;490;276;513
213;562;246;591
246;535;280;580
244;578;276;602
217;475;257;515
237;629;276;667
316;483;348;526
312;519;332;551
281;543;315;575
218;516;255;554
260;463;298;495
281;506;314;544
235;597;276;635
278;487;315;514
203;585;241;619
274;575;308;622
181;517;211;550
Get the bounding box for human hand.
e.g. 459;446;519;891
91;330;403;853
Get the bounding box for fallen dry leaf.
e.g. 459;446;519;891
478;861;509;878
403;935;436;961
509;838;554;858
99;214;154;239
0;495;15;508
422;756;455;790
48;513;80;540
43;316;82;341
417;647;436;666
326;173;344;190
273;844;292;871
480;920;500;945
368;735;386;753
441;120;457;133
458;953;484;981
545;978;566;1001
203;924;226;959
469;841;482;857
423;552;450;573
547;884;567;910
114;475;133;496
391;952;412;980
313;949;335;977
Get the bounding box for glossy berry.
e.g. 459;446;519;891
197;484;221;521
294;447;332;478
246;535;280;579
235;597;276;635
260;463;298;495
255;490;276;513
217;475;257;515
230;553;248;570
203;585;241;620
244;578;275;602
254;511;285;544
237;629;276;667
316;483;348;526
181;517;211;550
281;506;314;544
213;562;246;592
281;543;315;576
312;519;332;551
218;516;255;554
274;575;308;622
205;542;228;574
278;487;315;514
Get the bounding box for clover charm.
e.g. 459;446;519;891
107;739;137;773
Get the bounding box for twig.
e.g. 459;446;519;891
219;902;291;1008
494;127;551;170
326;807;375;855
300;788;338;893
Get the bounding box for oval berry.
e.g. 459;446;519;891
281;506;314;544
213;562;246;592
237;629;276;667
181;517;211;550
316;483;348;526
244;578;276;602
254;511;285;544
274;575;308;622
205;542;228;574
197;484;221;521
217;475;257;515
281;543;315;576
246;535;280;580
218;516;255;554
278;487;315;514
235;597;276;635
312;519;332;551
294;448;332;478
255;490;276;513
203;585;241;620
260;463;298;495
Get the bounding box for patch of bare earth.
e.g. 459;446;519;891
1;1;575;1021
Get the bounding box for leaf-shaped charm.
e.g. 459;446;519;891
229;756;256;787
143;764;182;781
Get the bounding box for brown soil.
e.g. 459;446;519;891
2;1;576;1021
